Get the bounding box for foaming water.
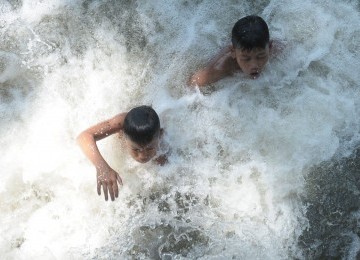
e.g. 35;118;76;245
1;0;360;259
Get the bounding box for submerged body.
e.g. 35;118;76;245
1;1;360;259
189;15;281;87
77;106;167;201
189;43;274;86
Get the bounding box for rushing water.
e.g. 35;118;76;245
1;0;360;259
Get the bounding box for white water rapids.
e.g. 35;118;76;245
1;0;360;259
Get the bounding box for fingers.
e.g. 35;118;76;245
113;182;119;198
108;184;115;201
102;183;109;201
97;181;101;196
98;181;113;201
116;173;123;186
97;170;123;201
112;174;122;199
100;181;117;201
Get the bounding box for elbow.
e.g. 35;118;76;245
188;69;210;87
76;131;90;146
76;132;84;146
188;74;205;87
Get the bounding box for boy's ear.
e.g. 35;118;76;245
160;128;164;137
230;45;236;58
269;40;273;50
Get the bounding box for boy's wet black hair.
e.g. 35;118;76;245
124;106;160;145
231;15;269;51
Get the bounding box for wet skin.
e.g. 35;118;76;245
233;45;270;79
125;136;160;163
188;43;272;87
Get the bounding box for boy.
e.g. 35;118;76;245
77;106;167;201
189;15;275;87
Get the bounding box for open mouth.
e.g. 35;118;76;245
138;158;150;163
250;72;260;79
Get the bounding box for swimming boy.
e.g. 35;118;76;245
189;15;275;87
77;106;166;201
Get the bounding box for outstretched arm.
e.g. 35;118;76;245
76;113;126;201
188;45;237;87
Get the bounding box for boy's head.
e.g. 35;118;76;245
123;106;161;163
231;15;271;79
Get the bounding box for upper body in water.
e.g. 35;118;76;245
77;106;167;201
189;15;281;87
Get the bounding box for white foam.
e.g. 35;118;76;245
0;51;22;83
1;0;360;258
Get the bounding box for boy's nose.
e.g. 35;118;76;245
250;60;260;70
138;152;150;160
137;154;150;163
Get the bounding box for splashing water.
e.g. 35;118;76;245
1;0;360;259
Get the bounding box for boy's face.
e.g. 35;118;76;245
233;44;270;79
125;131;161;163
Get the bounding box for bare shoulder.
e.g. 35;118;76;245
270;39;286;57
108;112;127;127
189;45;237;87
102;112;128;136
214;45;233;59
82;112;127;141
212;46;236;69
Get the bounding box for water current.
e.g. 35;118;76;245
1;0;359;259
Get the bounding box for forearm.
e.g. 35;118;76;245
76;132;110;170
189;68;211;87
189;46;233;87
189;67;227;87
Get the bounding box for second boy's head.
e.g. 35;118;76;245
231;15;271;79
123;106;162;163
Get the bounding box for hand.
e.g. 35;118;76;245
96;166;123;201
154;154;168;166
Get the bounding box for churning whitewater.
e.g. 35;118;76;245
1;0;360;259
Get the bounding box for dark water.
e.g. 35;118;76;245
1;0;360;259
301;148;360;259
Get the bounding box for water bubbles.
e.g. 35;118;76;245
0;51;21;83
1;0;360;259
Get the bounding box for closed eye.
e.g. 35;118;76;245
240;57;251;61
